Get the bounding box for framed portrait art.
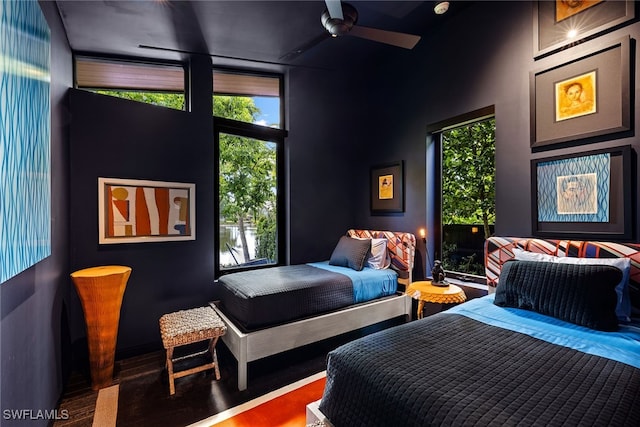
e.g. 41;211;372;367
370;161;404;214
531;145;632;240
533;0;635;59
530;36;631;149
98;177;196;244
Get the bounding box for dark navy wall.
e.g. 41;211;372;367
356;1;640;278
0;2;72;425
67;88;216;355
65;63;360;358
287;67;364;264
4;1;640;421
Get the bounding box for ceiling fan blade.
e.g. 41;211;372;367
325;0;344;20
349;25;420;49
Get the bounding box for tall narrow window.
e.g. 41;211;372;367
213;71;285;275
435;111;495;282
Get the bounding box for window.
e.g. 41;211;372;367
213;71;285;275
75;57;185;110
432;108;495;282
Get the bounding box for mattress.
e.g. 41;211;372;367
217;262;398;331
319;295;640;427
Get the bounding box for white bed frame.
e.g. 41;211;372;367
211;293;412;391
212;229;416;391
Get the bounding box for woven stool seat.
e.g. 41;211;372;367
159;306;227;395
160;307;226;348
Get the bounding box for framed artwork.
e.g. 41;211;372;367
530;36;631;149
1;2;51;284
531;145;632;240
370;161;404;214
98;177;196;244
533;0;635;58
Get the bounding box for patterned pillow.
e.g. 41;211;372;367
329;236;371;271
494;260;621;331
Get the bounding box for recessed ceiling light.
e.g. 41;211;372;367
567;29;578;38
434;1;450;15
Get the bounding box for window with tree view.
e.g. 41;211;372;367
214;72;284;273
440;117;495;280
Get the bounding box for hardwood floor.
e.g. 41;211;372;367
54;317;407;427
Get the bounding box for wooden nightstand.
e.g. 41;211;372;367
406;280;467;319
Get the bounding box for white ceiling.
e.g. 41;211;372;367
54;1;466;70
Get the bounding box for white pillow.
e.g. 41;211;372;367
366;238;391;269
512;248;631;322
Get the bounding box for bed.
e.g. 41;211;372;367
308;236;640;426
211;229;416;391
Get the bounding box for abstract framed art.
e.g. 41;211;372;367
530;36;631;149
533;0;635;59
98;178;196;244
1;1;51;284
531;145;632;240
370;161;404;214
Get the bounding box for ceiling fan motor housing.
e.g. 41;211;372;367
321;2;358;36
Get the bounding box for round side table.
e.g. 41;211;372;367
70;265;131;390
406;280;466;319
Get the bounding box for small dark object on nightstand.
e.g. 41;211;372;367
431;260;448;287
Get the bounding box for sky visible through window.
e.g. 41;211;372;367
253;96;280;128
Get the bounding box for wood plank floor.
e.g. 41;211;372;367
54;317;406;427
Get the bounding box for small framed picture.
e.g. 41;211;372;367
370;161;404;214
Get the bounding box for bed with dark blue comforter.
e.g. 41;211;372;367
318;256;640;427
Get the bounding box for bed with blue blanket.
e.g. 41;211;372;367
217;261;399;330
213;229;416;390
310;237;640;426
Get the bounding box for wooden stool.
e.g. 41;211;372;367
159;306;227;395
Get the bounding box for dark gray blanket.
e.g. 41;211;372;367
217;264;353;330
319;312;640;426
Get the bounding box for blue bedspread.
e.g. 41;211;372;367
308;261;397;303
448;294;640;369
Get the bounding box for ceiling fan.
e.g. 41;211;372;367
321;0;421;49
281;0;421;61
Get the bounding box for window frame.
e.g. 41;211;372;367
212;68;284;130
74;55;188;110
212;69;286;278
428;106;495;283
213;118;287;278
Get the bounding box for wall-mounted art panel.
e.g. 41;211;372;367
370;161;404;214
533;0;634;59
98;178;196;244
530;36;631;149
1;1;51;284
531;145;632;240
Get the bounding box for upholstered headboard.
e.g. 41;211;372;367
485;236;640;317
347;229;416;288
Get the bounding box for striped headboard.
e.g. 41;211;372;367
485;236;640;317
347;229;416;288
